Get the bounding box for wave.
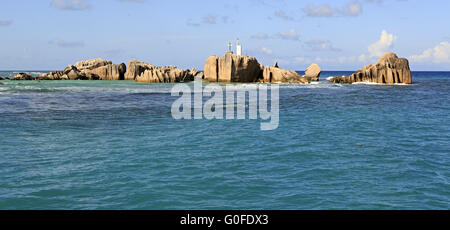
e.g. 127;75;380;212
351;81;411;85
326;76;346;81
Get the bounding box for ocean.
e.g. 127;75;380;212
0;71;449;209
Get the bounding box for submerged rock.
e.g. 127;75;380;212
304;63;321;81
13;73;34;80
329;52;412;84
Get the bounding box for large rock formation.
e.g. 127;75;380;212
304;63;321;81
72;58;126;80
204;52;310;83
262;63;309;83
125;59;195;83
13;73;34;80
204;56;219;82
204;52;263;82
124;60;154;80
34;58;126;81
62;65;88;80
74;58;111;71
329;52;412;84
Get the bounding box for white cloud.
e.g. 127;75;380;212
49;39;85;48
222;16;229;23
304;40;341;52
186;19;200;27
274;10;294;21
187;14;232;27
0;20;12;26
294;57;306;63
276;29;299;41
303;1;362;17
303;3;336;17
344;2;362;16
368;30;397;57
203;15;216;24
251;32;269;40
410;42;450;63
261;47;273;55
358;54;367;62
50;0;90;11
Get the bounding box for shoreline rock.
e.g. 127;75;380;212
74;59;126;80
13;73;34;80
329;52;412;84
204;52;309;83
9;52;412;85
204;52;263;82
304;63;321;81
126;59;195;83
37;59;126;81
262;63;309;83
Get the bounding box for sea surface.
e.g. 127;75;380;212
0;71;449;209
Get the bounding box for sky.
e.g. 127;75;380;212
0;0;449;71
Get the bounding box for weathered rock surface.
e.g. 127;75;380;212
124;60;154;80
74;58;112;71
329;52;412;84
135;66;194;83
204;53;310;83
62;65;88;80
86;63;126;80
33;59;125;81
125;59;195;83
37;71;66;80
304;63;321;81
190;69;204;80
204;52;263;82
204;56;219;82
71;59;126;80
13;73;34;80
262;66;309;83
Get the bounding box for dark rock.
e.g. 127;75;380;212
13;73;34;80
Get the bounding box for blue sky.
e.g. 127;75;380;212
0;0;449;70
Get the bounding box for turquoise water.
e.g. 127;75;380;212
0;71;449;209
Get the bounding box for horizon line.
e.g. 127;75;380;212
1;70;449;73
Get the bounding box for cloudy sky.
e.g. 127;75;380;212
0;0;449;70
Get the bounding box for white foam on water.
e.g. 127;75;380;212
351;81;410;85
